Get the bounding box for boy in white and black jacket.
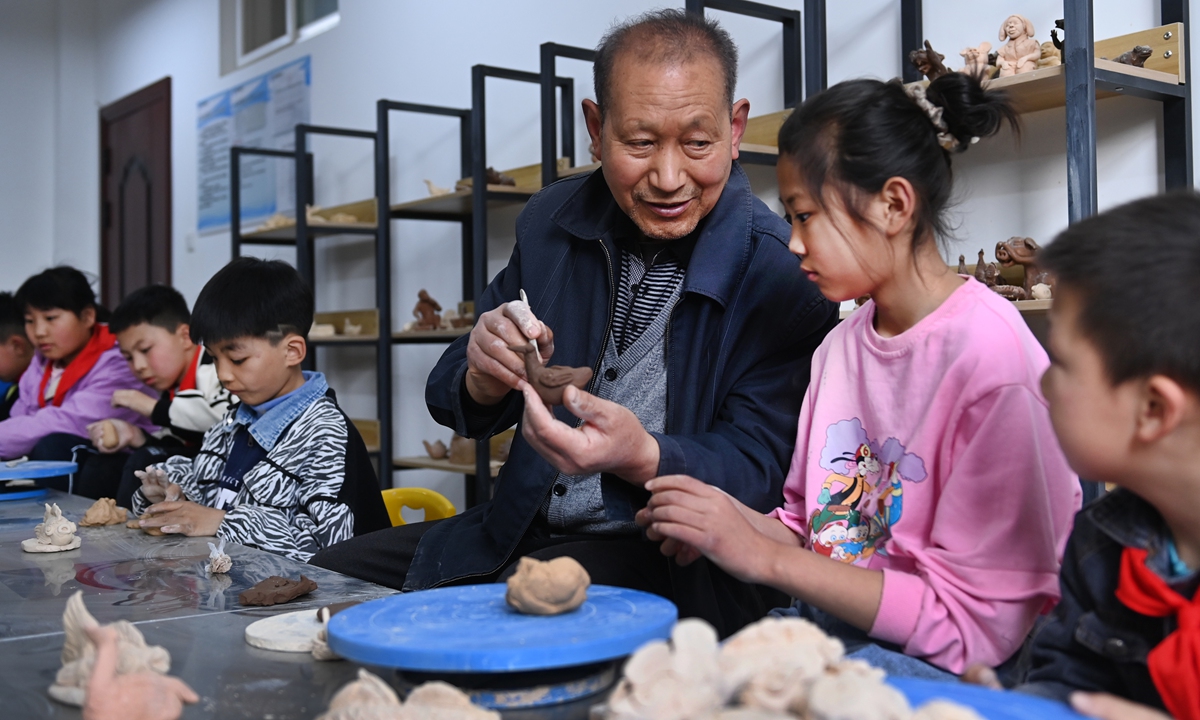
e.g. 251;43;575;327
91;285;233;507
129;258;389;562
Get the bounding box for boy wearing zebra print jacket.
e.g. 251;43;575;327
130;259;389;562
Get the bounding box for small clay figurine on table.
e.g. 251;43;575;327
960;41;993;79
996;14;1040;76
204;539;232;575
79;498;127;527
23;503;81;553
505;556;590;615
509;342;594;406
909;40;950;81
413;289;442;331
238;575;318;607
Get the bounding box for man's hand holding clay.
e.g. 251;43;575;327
464;299;554;405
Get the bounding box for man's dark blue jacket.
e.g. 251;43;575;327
413;163;836;631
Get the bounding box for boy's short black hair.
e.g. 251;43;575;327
189;257;313;346
110;285;191;335
0;292;25;342
1041;191;1200;391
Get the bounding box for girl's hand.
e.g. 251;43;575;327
1070;693;1171;720
639;474;777;584
112;389;157;417
140;500;225;536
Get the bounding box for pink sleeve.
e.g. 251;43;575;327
868;384;1081;673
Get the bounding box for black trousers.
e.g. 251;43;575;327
29;433;127;499
310;517;786;638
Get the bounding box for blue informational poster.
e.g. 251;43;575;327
197;55;311;233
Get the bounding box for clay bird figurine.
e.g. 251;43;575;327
509;342;593;406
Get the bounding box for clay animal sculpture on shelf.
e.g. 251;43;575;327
310;323;337;338
909;40;950;81
449;435;475;465
316;669;501;720
1031;283;1053;300
996;14;1040;76
508;342;594;406
205;539;232;575
1110;45;1153;67
505;556;590;615
423;439;448;460
1051;18;1065;51
959;41;993;79
79;498;127;527
50;591;173;706
23;503;82;553
957;255;968;275
342;318;363;336
972;249;1027;301
424;179;453;197
413;290;443;331
238;575;318;607
486;167;516;186
995;236;1052;294
1037;41;1062;68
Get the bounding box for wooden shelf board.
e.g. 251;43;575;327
394;456;504;476
240;198;379;241
742;110;792;147
390;185;536;217
984;59;1179;114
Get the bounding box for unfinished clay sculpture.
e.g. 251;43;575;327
79;498;128;527
805;659;911;720
413;289;443;330
23;503;82;553
505;556;590;615
98;420;119;451
959;41;993;79
238;575;318;607
995;236;1051;294
424;439;449;460
50;591;172;706
996;15;1040;76
315;669;500;720
509;342;593;406
205;539;232;575
719;617;846;713
1111;45;1153;67
607;619;726;720
1037;41;1062;68
909;40;950;81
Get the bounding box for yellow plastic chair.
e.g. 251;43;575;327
380;487;457;527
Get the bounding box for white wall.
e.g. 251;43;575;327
0;0;1189;509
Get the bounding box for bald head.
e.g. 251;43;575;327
593;9;739;121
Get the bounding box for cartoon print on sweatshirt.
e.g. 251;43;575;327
809;418;927;563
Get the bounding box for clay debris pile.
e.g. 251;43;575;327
316;668;499;720
601;617;985;720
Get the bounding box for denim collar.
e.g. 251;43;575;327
1086;488;1193;582
231;371;327;450
549;162;760;309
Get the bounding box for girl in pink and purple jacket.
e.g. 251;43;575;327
0;267;155;496
639;73;1081;675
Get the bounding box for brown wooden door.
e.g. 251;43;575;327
100;77;172;309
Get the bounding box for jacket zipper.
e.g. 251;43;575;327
429;238;619;590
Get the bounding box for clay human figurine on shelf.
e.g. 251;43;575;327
909;40;950;81
23;503;82;553
508;341;594;406
960;41;993;79
413;289;442;331
995;236;1052;295
996;14;1040;76
1037;41;1062;68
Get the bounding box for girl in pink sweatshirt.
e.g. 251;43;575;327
639;73;1081;674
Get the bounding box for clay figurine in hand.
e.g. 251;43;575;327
909;40;949;81
23;503;82;553
204;539;232;575
995;236;1052;294
508;342;594;406
1111;45;1153;67
413;289;443;331
996;15;1040;76
51;591;173;707
238;575;318;606
505;556;590;615
959;41;993;79
423;439;448;460
79;497;128;527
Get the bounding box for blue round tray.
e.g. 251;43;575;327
0;487;49;502
0;461;76;480
328;583;677;672
891;678;1087;719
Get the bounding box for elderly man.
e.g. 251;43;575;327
313;9;836;636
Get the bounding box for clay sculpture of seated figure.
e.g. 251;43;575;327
996;14;1040;76
23;503;82;553
413;289;443;331
508;342;593;406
